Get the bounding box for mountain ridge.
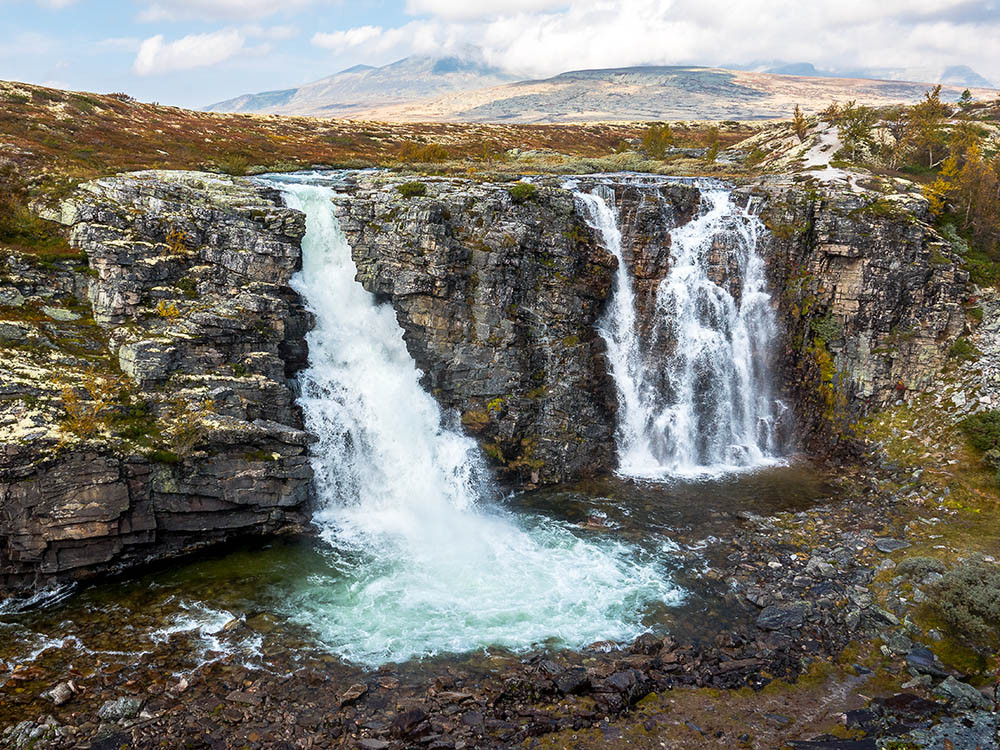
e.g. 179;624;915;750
206;56;998;123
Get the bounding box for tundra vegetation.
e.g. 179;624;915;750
812;87;1000;285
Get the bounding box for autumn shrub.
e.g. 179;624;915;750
702;126;721;162
214;152;251;176
164;227;189;255
163;396;215;456
792;104;809;142
156;300;180;319
641;123;674;159
60;369;124;438
398;141;449;163
931;558;1000;650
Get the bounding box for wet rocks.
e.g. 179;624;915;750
339;683;368;707
41;682;74;706
96;696;143;722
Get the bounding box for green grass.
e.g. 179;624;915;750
507;182;537;204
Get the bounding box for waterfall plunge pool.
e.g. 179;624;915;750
0;465;835;699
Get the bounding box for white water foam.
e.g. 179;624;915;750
578;179;785;478
270;175;682;666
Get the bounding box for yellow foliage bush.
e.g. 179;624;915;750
156;300;180;319
60;369;125;438
165;227;189;255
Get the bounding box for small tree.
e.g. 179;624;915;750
959;89;974;110
703;126;721;162
881;107;911;168
641;123;674;159
909;86;952;168
836;100;878;162
792;104;809;142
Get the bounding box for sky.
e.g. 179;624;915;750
1;0;999;109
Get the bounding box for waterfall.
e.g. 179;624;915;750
267;174;681;666
578;181;783;477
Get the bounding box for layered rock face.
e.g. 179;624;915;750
1;171;312;594
754;181;969;445
332;176;617;485
340;174;970;468
0;169;973;594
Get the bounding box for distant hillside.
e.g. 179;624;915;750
205;54;516;116
347;66;999;123
732;61;995;89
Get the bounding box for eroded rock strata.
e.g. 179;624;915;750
1;171;312;594
1;169;973;593
340;173;969;469
332;176;619;485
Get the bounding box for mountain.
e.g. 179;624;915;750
346;66;998;123
733;60;995;89
939;65;995;89
205;52;516;116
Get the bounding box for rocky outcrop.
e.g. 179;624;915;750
754;180;970;447
336;174;970;472
332;176;617;485
0;168;974;594
0;171;312;595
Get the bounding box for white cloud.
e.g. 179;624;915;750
137;0;315;21
404;0;567;21
324;0;1000;85
133;29;245;75
94;36;142;52
242;24;299;41
311;25;385;52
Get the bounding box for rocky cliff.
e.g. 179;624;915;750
340;173;971;467
332;175;617;485
0;171;312;595
1;168;973;594
753;180;970;448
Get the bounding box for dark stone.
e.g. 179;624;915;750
879;692;942;717
756;604;806;630
631;632;662;655
390;707;427;738
905;647;949;678
553;668;589;695
90;733;131;750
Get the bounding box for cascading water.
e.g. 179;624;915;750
267;174;682;666
578;179;784;477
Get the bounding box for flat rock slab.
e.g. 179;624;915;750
756;604;806;630
874;538;910;553
905;647;949;678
